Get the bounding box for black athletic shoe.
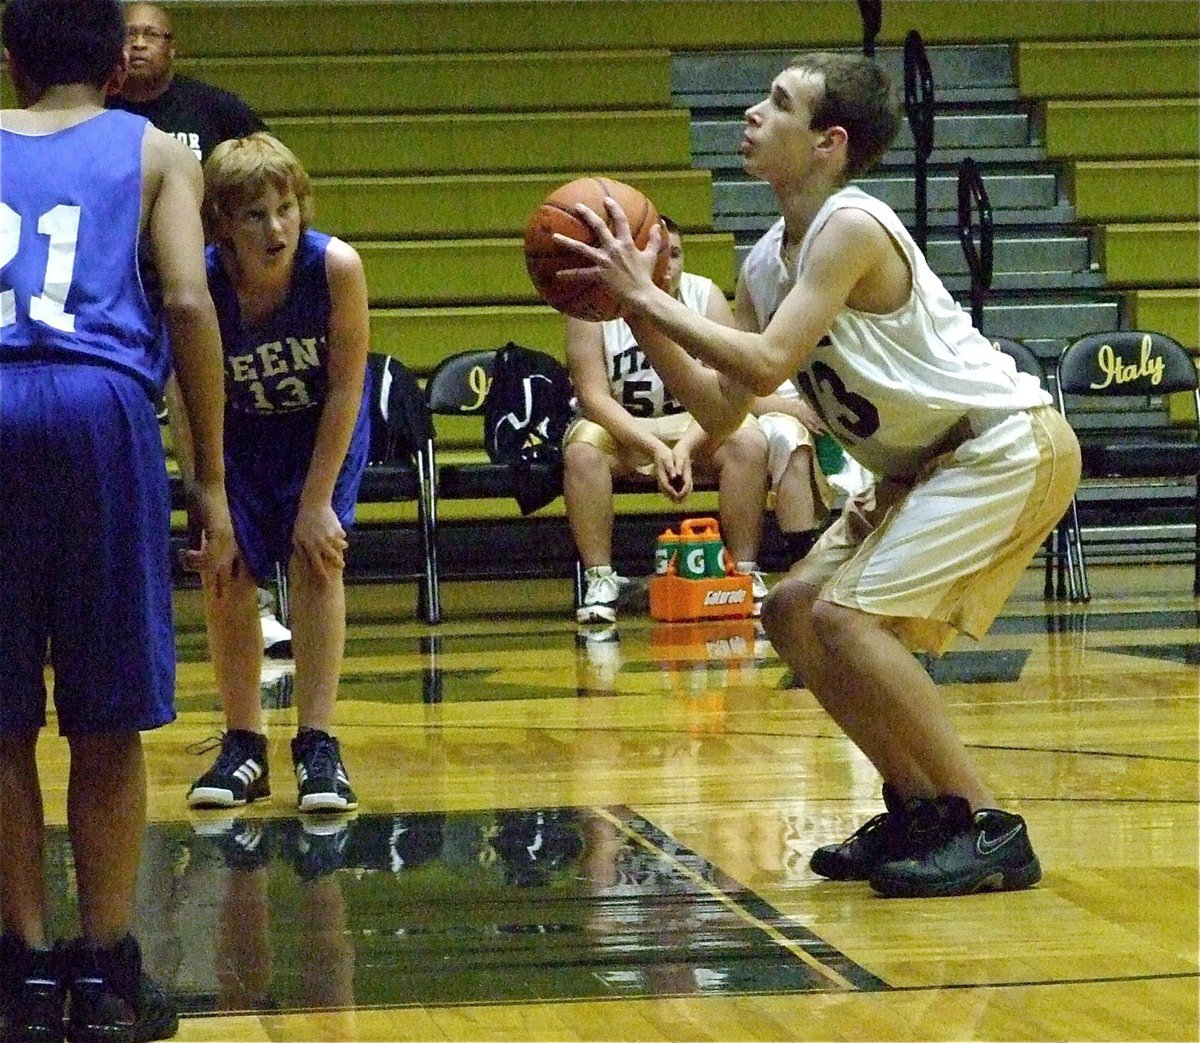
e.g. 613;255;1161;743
869;795;1042;898
1;934;65;1043
186;731;270;809
291;729;357;813
63;935;177;1043
809;783;918;880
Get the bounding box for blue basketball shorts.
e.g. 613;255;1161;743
0;360;175;736
224;395;369;584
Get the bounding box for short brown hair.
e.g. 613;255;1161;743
202;132;314;241
789;52;899;181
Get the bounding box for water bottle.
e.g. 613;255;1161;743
654;529;680;575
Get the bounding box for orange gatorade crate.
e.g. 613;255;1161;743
650;517;755;621
648;573;754;622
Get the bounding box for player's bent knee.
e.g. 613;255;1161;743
725;425;768;463
290;556;343;588
563;440;611;480
761;576;818;644
808;598;880;654
563;440;600;467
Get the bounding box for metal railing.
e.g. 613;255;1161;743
857;0;882;57
903;29;934;253
956;156;994;330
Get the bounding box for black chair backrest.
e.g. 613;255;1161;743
990;336;1045;384
425;349;495;416
1057;330;1198;398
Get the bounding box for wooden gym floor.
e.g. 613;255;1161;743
30;562;1199;1041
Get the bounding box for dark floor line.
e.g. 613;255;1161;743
886;970;1199;993
970;742;1199;764
176;970;1200;1021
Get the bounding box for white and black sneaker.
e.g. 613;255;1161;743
187;730;270;809
577;565;622;624
191;814;273;872
292;729;357;814
735;561;769;617
260;606;293;660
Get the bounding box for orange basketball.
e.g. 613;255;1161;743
523;176;669;322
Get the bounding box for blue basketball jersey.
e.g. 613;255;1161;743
208;229;335;416
0;110;168;394
208;228;370;580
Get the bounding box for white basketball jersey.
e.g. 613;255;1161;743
600;271;713;419
739;187;1050;478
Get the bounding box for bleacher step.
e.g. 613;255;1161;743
270;110;694;177
314;170;716;240
181;49;673;116
672;45;1017;108
973;298;1121;341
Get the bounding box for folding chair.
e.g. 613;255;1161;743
1054;330;1200;601
424;348;515;502
989;336;1073;600
272;353;439;624
424;348;570;605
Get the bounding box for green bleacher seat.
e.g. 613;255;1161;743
1017;39;1200;99
312;170;714;240
370;306;565;371
1073;160;1200;222
1131;289;1200;350
357;233;735;309
179;50;673;115
270;111;694;177
169;2;1199;58
1103;224;1200;288
1043;99;1199;160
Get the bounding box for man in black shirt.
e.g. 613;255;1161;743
109;1;264;163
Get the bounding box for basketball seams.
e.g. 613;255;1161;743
525;256;596;312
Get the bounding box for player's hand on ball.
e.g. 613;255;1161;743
557;198;663;309
523;177;668;321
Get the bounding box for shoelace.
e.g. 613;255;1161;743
188;732;259;776
298;734;340;780
185;733;225;757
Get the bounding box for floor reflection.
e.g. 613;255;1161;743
52;808;891;1018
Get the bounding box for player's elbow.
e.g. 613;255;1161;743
699;401;750;444
742;353;794;396
161;286;217;328
744;370;785;396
